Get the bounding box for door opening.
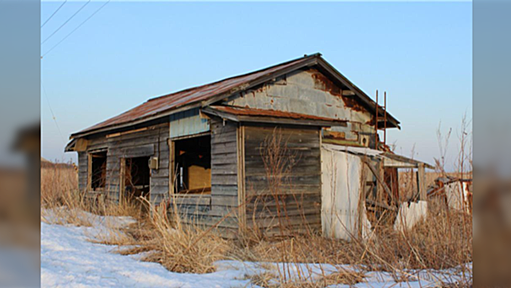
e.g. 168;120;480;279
123;156;150;202
90;151;107;191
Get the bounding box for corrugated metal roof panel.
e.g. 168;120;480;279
73;54;317;137
71;53;400;138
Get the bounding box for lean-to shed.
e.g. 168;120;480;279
65;53;431;238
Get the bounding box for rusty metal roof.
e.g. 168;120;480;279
205;105;349;125
71;53;400;138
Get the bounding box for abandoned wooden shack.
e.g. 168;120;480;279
65;53;432;239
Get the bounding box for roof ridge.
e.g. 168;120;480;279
147;53;321;103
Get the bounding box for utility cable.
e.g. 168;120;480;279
41;0;91;45
42;0;110;59
41;0;68;28
42;85;66;145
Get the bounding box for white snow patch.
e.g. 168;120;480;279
41;210;471;287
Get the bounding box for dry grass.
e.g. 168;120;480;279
41;161;143;226
40;163;92;226
248;267;365;288
40;161;231;274
232;202;471;270
40;116;472;287
41;162;472;286
117;200;231;274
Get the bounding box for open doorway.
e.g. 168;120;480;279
123;156;150;202
90;151;107;191
173;134;211;194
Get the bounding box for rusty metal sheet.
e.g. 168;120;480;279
208;105;349;123
72;53;400;138
73;55;318;137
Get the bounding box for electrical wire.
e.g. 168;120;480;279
41;0;91;45
42;85;66;145
42;0;110;59
41;0;68;28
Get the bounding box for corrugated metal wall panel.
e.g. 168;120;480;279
169;108;210;139
321;145;369;240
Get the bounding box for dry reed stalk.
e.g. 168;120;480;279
40;117;472;286
115;198;231;274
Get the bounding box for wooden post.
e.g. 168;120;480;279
87;153;92;192
384;91;387;145
361;157;397;205
418;163;426;200
119;158;125;203
167;138;175;197
375;90;379;150
237;125;246;232
379;160;385;204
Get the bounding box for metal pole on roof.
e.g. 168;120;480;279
375;90;379;150
384;91;387;146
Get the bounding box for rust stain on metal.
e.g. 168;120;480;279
342;95;366;112
311;69;342;97
210;105;349;123
322;130;346;140
366;115;376;126
311;69;367;113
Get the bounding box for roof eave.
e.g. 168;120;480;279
315;57;401;129
202;106;349;128
71;53;401;138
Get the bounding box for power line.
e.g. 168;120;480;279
42;0;110;59
42;85;66;145
41;0;68;28
41;0;91;45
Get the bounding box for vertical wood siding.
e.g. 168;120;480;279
168;118;240;237
243;125;322;237
208;118;240;234
78;152;88;191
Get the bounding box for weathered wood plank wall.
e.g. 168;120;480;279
207;118;240;234
81;123;170;205
168;118;240;237
243;124;322;237
78;119;323;238
78;152;88;191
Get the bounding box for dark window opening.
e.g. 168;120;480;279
124;156;150;200
91;151;107;190
174;135;211;194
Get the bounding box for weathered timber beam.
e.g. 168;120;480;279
366;199;397;211
361;157;398;206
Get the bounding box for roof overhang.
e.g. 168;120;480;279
314;57;400;129
64;138;88;152
70;53;400;140
202;106;349;128
322;144;434;169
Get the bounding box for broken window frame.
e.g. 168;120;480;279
170;132;212;195
88;149;107;192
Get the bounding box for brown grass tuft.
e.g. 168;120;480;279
114;200;231;274
248;267;365;288
40;115;472;286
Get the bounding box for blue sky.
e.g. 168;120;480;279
41;1;472;170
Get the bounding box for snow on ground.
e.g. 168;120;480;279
41;211;251;288
41;211;471;287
